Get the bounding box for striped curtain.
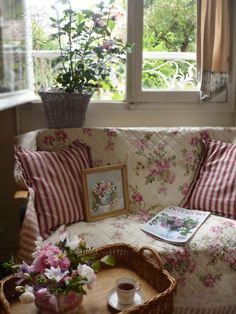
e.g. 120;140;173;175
197;0;231;101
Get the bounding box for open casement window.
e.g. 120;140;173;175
0;0;36;110
126;0;200;105
11;0;232;106
126;0;232;106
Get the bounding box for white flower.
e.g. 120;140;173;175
68;235;81;250
59;231;80;250
77;264;96;286
25;285;34;293
32;237;44;258
45;266;69;282
15;286;24;293
19;291;35;304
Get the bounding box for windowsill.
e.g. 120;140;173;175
127;101;234;112
25;98;235;114
0;90;39;111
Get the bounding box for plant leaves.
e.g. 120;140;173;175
100;255;115;266
92;260;100;272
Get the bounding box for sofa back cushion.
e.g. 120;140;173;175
16;139;92;238
183;139;236;219
35;128;236;215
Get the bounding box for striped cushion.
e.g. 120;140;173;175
16;140;92;239
185;139;236;218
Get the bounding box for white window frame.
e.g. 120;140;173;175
126;0;233;108
0;0;37;111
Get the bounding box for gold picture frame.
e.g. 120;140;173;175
81;164;129;222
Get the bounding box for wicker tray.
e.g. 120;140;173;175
0;243;177;314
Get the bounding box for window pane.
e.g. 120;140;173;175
142;0;198;91
28;0;127;100
0;0;28;93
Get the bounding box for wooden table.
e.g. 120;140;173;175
10;267;158;314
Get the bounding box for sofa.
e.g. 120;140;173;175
14;127;236;314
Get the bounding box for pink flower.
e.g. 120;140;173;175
101;40;114;50
32;244;70;273
150;164;161;176
191;137;199;146
43;135;55;145
48;255;70;270
135;210;151;222
132;192;144;204
201;273;217;287
180;183;189;195
222;221;235;228
135;138;147;150
55;130;68;141
95;19;105;28
200;131;209;140
105;128;117;137
185;152;193;162
168;172;176;184
159;159;170;169
110;8;123;21
159;187;167;195
82;128;93;136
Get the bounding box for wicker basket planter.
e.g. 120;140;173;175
39;91;92;128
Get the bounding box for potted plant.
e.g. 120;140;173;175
39;0;132;128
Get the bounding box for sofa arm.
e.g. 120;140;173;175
14;190;29;225
14;190;29;201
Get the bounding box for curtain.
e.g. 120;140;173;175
197;0;231;101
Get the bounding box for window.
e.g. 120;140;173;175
26;0;201;105
127;0;199;104
0;0;36;110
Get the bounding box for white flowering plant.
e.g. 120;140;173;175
4;232;115;304
50;0;133;93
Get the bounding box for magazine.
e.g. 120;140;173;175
141;206;211;245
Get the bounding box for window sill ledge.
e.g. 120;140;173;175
0;91;38;111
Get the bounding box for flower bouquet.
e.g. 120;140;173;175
91;180;117;210
4;231;114;313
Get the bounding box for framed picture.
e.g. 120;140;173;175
81;164;129;221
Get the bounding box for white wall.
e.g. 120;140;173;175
17;100;235;134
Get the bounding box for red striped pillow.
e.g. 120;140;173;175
16;140;92;239
184;139;236;219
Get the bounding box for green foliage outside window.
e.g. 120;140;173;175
143;0;197;90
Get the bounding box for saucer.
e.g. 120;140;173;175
107;288;144;311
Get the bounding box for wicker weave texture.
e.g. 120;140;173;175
97;243;177;314
39;91;91;128
0;275;18;314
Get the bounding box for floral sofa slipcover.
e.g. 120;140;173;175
15;127;236;314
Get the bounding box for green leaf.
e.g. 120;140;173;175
101;255;115;266
108;20;116;32
49;17;58;23
92;260;101;272
81;10;94;18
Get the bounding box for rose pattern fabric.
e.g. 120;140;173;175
45;212;236;313
19;127;236;313
37;127;234;215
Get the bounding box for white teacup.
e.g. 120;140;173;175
115;277;141;305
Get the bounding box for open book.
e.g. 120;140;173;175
141;206;211;245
